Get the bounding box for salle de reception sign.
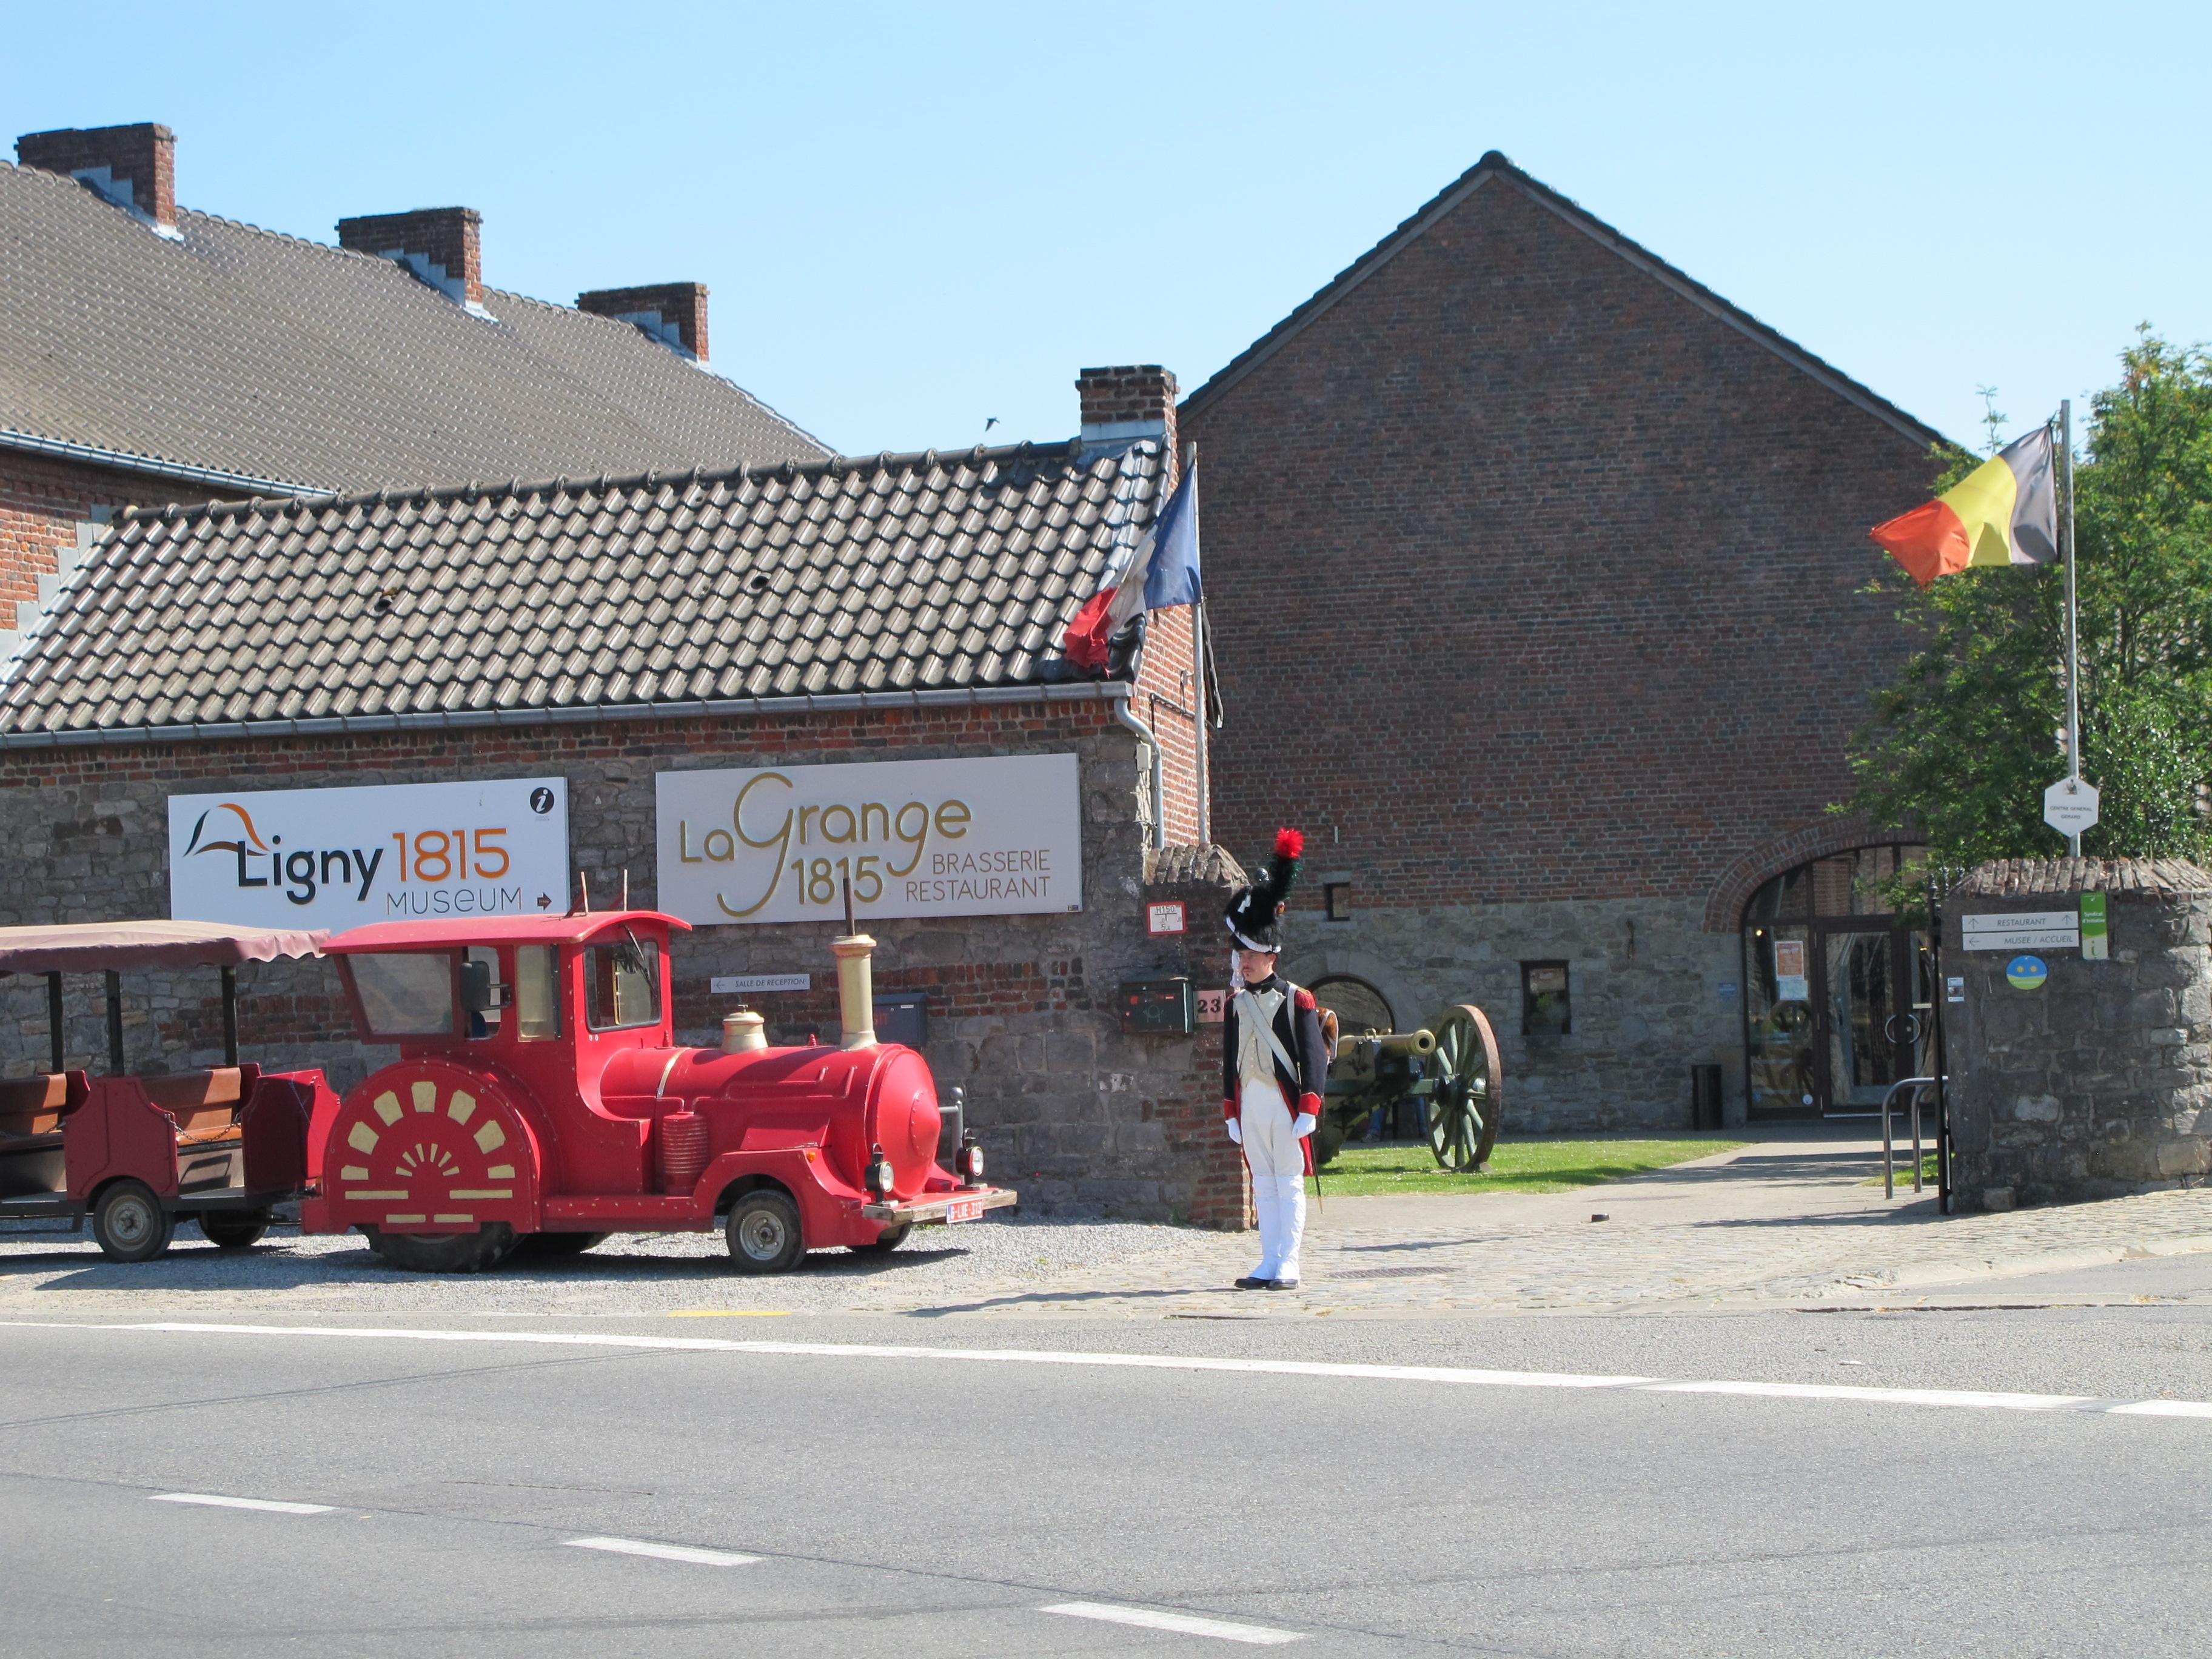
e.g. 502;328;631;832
168;778;571;927
656;756;1082;925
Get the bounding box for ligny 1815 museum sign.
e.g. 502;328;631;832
168;778;571;927
655;755;1081;925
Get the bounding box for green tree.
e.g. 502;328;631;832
1846;330;2212;863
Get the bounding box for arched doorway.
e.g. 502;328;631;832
1309;974;1394;1038
1743;843;1931;1118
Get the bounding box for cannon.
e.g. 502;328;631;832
300;906;1013;1273
1311;1004;1503;1172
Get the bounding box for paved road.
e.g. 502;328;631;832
7;1269;2212;1657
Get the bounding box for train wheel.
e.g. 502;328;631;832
200;1209;272;1250
850;1222;912;1255
93;1180;173;1263
516;1232;609;1257
725;1191;804;1274
364;1222;517;1274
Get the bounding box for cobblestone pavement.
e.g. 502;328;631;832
5;1131;2210;1321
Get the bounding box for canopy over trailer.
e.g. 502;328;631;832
0;919;327;1071
0;919;333;1259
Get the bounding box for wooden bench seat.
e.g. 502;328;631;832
141;1068;246;1138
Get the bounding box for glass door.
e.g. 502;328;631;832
1814;923;1932;1115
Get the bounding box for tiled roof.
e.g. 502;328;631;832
0;161;826;492
1179;151;1947;449
0;440;1165;742
1953;859;2212;897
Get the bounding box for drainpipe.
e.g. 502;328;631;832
1113;689;1164;851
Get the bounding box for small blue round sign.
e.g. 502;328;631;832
2006;954;2049;991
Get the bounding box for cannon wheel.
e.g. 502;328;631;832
1427;1005;1503;1172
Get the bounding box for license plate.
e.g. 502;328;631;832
944;1198;985;1224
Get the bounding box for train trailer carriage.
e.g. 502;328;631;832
0;920;334;1259
304;908;1015;1273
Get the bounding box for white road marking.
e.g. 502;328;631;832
12;1320;2211;1422
565;1535;758;1566
150;1492;334;1515
1044;1601;1303;1644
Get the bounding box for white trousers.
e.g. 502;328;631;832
1239;1077;1307;1281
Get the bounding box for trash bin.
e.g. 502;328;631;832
1690;1064;1724;1130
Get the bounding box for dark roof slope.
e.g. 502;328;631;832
0;440;1164;742
0;161;827;492
1181;151;1946;449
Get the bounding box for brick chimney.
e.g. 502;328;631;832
1077;365;1178;459
577;283;708;364
16;122;178;237
337;207;483;310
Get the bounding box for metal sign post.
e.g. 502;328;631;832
2059;398;2086;857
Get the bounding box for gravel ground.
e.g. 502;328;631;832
0;1213;1245;1318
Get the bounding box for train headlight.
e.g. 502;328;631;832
957;1134;984;1185
866;1144;895;1199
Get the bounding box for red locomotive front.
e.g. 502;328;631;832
300;909;1013;1272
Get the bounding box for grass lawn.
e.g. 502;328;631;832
1316;1135;1748;1196
1860;1152;1941;1188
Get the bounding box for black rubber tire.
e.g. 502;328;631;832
516;1231;609;1257
364;1222;517;1275
850;1222;913;1255
199;1208;272;1250
725;1190;805;1274
92;1180;173;1263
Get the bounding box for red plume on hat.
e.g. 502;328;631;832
1225;826;1305;951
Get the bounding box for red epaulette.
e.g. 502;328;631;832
1293;987;1316;1011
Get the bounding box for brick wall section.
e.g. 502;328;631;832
1078;367;1181;452
337;207;483;307
0;451;231;614
0;699;1252;1225
1184;177;1941;916
16;122;175;227
1132;601;1204;845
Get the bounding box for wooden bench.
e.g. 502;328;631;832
140;1068;248;1143
0;1073;83;1199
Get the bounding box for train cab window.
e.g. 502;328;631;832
349;952;456;1036
461;947;504;1039
514;944;560;1041
585;939;660;1032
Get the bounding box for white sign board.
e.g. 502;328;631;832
2045;777;2100;837
1961;910;2080;952
170;779;569;928
1147;902;1187;936
710;973;810;995
656;755;1082;925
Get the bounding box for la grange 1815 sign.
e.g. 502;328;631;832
169;779;569;927
656;755;1081;925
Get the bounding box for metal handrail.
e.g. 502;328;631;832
1880;1076;1944;1199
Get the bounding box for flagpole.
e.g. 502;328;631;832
1187;443;1211;845
2061;399;2082;857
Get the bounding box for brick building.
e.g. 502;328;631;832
0;366;1248;1223
0;121;825;657
1183;153;1948;1127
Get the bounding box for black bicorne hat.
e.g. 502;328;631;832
1225;828;1304;952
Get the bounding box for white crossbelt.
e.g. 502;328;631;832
1234;986;1298;1090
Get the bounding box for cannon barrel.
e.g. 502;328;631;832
1333;1027;1436;1062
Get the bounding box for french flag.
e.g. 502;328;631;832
1062;467;1200;672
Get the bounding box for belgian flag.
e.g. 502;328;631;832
1870;426;2058;586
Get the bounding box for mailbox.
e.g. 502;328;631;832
1119;976;1196;1036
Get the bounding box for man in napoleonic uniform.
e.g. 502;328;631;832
1221;828;1328;1290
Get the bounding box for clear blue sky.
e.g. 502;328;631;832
11;1;2207;458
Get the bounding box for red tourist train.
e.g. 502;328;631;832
0;910;1013;1269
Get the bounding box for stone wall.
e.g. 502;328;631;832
0;697;1251;1225
1948;859;2212;1207
1276;893;1745;1131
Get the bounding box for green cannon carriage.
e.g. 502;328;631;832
1310;1003;1504;1172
